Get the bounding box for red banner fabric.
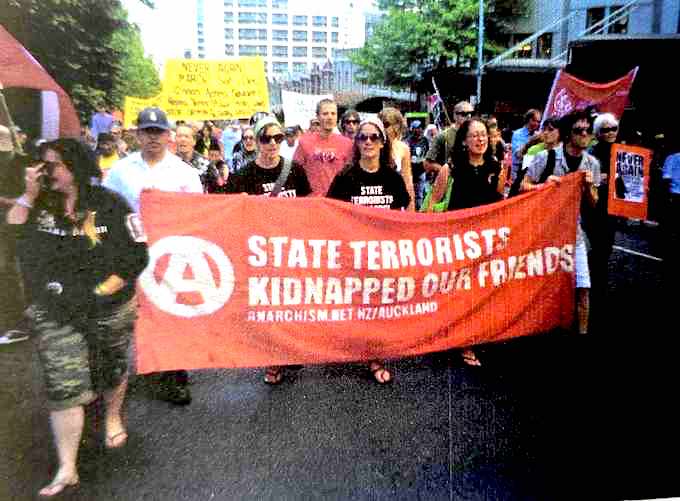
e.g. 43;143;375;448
543;68;638;120
0;25;81;138
135;173;583;374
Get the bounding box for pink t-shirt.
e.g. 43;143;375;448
293;132;353;196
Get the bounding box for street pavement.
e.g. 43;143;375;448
1;222;677;500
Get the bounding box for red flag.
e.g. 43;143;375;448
0;25;80;138
135;174;583;373
543;67;638;120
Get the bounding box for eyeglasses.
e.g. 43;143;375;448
259;133;285;144
344;119;360;125
600;126;618;134
543;125;557;132
243;135;255;141
356;133;383;143
455;111;473;118
571;127;592;135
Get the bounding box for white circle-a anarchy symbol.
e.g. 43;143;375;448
139;236;235;318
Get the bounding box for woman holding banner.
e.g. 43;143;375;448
225;116;311;384
327;117;410;383
6;138;148;497
446;118;505;367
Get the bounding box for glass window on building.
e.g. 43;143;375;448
224;12;234;23
293;62;307;73
312;46;327;58
272;0;288;8
586;7;605;31
293;30;307;41
224;0;233;6
537;32;552;58
257;45;267;56
225;28;234;39
608;6;629;33
293;46;307;57
510;33;532;58
293;15;308;26
273;46;288;57
258;29;267;40
332;16;339;28
273;30;288;41
331;32;338;43
225;44;234;55
273;62;289;73
238;0;256;6
273;13;288;25
239;45;257;56
198;37;204;44
313;16;327;27
239;12;257;24
257;12;267;24
313;31;326;42
239;29;258;40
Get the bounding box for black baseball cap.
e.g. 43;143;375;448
137;107;170;130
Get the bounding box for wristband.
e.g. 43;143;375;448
15;195;34;209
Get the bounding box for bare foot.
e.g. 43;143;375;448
462;349;482;367
369;362;392;384
105;417;127;449
39;471;79;497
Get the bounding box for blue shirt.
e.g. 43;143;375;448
662;152;680;195
511;126;533;179
103;151;203;212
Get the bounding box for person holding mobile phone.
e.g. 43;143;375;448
7;138;148;497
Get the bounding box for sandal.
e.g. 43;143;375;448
38;475;79;497
461;349;482;367
369;362;393;384
105;431;128;449
263;367;284;385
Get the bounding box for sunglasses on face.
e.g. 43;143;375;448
356;133;383;143
259;133;285;144
571;127;593;135
344;119;360;125
243;135;255;141
456;111;473;118
600;126;618;133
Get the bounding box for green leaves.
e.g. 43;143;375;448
1;0;159;121
353;0;515;86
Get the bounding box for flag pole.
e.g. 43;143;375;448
431;77;452;126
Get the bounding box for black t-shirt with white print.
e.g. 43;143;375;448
224;157;311;197
327;163;410;210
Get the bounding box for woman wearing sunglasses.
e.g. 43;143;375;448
6;138;148;497
224;116;311;385
231;126;258;174
588;113;622;318
327;117;410;383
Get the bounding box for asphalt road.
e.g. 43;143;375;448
1;221;676;500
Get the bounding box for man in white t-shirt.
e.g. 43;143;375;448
104;107;202;405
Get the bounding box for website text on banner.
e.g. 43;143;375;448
123;57;270;127
543;67;638;121
136;174;583;374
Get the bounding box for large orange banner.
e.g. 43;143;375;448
136;173;583;374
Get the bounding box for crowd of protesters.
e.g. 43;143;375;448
1;93;680;497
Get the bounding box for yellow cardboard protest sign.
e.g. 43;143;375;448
123;57;269;126
123;95;163;129
163;57;269;120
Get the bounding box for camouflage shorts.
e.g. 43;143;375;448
33;299;137;411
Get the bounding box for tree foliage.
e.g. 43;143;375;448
1;0;160;120
352;0;519;87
